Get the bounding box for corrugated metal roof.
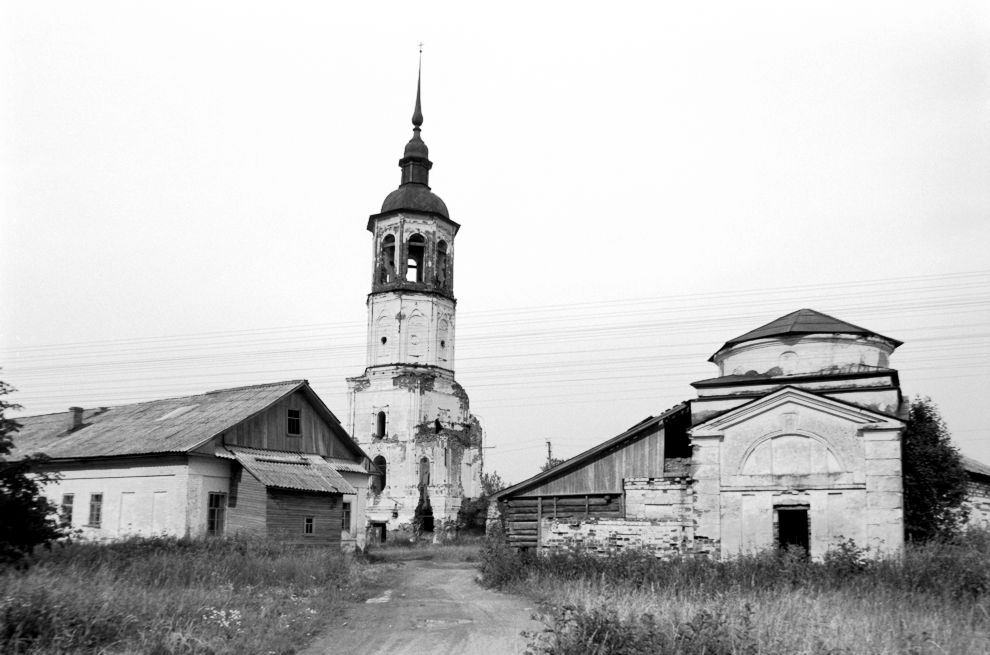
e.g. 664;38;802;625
231;447;355;494
328;457;369;474
710;309;901;361
10;380;307;459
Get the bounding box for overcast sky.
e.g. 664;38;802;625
2;1;989;483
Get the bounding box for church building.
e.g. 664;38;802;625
346;67;483;541
495;309;909;559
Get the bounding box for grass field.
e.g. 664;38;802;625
0;536;363;654
481;531;990;654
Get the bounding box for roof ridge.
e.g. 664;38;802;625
14;379;308;420
204;379;306;395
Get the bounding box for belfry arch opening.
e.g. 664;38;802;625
406;233;425;282
379;235;396;283
376;411;387;439
436;240;448;288
372;455;387;494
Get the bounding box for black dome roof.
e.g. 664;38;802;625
381;183;449;218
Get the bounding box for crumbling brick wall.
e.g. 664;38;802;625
965;478;990;529
540;477;694;557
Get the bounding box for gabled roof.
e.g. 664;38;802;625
230;447;355;494
963;456;990;480
710;308;901;361
493;403;689;501
10;380;364;461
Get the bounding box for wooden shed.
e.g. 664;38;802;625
493;404;691;550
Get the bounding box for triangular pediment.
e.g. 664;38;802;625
691;386;902;436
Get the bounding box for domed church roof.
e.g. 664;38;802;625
381;184;449;217
709;308;901;362
377;54;450;220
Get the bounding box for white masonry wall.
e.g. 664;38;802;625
43;455;231;540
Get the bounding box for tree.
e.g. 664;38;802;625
0;378;65;563
540;457;565;472
457;471;508;533
901;396;969;542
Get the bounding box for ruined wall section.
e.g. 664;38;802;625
964;478;990;529
540;478;696;556
347;365;483;536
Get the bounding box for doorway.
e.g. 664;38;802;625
776;506;809;554
369;522;387;545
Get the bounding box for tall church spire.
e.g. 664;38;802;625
412;48;424;128
400;48;431;185
380;48;449;219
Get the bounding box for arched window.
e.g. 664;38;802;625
436;240;448;288
379;235;396;283
376;411;386;439
373;455;387;493
406;234;425;283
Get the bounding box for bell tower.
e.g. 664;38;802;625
347;59;483;540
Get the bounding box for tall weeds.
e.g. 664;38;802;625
0;536;359;654
481;532;990;654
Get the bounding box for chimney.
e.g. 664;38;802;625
67;407;84;433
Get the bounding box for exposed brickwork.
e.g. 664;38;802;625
540;478;696;557
965;479;990;529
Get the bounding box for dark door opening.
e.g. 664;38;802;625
777;507;809;554
370;522;387;545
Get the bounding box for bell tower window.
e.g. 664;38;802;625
376;411;387;439
406;234;425;282
436;240;448;288
379;235;396;283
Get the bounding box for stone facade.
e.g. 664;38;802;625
508;310;912;561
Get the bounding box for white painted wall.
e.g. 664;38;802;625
42;455;231;540
715;334;896;377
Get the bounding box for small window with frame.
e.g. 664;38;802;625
287;409;302;436
88;493;103;528
61;493;74;526
304;516;315;535
342;502;352;531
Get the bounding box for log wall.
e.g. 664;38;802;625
267;489;343;546
502;494;623;549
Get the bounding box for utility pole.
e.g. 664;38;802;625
546;439;552;467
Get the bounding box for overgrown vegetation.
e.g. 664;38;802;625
902;396;969;542
0;536;361;654
481;531;990;654
457;471;507;533
0;377;66;564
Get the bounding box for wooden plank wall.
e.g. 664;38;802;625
226;465;267;537
502;494;622;549
223;391;353;457
523;423;666;496
267;489;342;546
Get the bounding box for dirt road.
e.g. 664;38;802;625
301;559;541;655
